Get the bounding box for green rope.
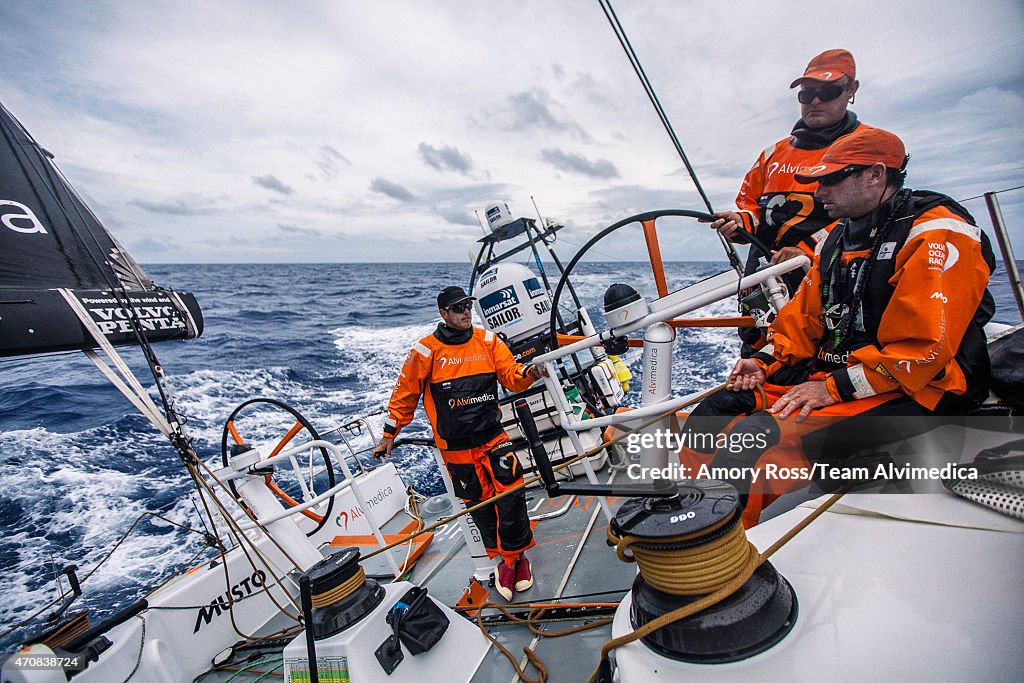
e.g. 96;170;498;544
224;657;284;682
251;659;285;682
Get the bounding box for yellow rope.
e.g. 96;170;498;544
310;566;366;609
607;514;756;595
588;487;853;683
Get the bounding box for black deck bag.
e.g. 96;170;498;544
385;586;449;655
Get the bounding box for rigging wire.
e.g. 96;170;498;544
596;0;713;213
0;511;216;642
361;381;727;562
595;0;743;274
959;184;1024;203
1;101;196;456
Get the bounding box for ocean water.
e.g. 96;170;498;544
0;259;1021;655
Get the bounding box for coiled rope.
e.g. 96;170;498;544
309;566;367;610
588;486;853;682
607;511;756;596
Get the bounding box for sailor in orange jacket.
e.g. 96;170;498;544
682;127;995;525
374;286;544;600
704;49;871;357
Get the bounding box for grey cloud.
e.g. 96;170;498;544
131;237;175;254
540;148;619;179
252;174;294;195
435;207;479;226
418;183;519;225
588;185;701;210
570;71;614;109
277;224;323;237
129;198;205;215
428;183;513;203
418;143;474;175
482;88;589;139
506;90;562;130
370;177;416;203
316;145;351;180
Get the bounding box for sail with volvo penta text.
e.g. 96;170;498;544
0;101;202;357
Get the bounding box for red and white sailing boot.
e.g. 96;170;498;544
514;555;534;592
495;560;516;601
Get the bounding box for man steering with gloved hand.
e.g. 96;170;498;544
373;285;546;601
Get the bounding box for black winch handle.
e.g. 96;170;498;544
514;396;676;499
299;573;320;683
514;398;557;489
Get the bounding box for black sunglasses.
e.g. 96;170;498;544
446;301;473;314
817;165;869;187
797;83;847;104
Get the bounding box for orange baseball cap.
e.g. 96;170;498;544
790;49;856;88
794;127;907;183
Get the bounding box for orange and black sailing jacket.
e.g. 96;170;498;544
736;112;865;257
751;191;995;410
383;324;538;450
735;113;867;354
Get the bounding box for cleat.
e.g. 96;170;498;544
495;561;516;601
514;556;534;592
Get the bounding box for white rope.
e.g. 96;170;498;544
58;288;174;437
83;350;172;437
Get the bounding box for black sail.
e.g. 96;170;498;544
0;101;203;356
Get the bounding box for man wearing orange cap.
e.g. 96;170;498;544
706;49;869;357
683;127;996;525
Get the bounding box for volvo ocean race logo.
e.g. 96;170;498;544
193;569;267;633
480;286;522;329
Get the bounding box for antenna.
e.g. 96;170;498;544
530;195;554;244
474;209;488;236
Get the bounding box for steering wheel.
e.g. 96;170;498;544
220;398;336;536
546;208;773;349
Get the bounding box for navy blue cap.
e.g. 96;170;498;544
437;286;475;309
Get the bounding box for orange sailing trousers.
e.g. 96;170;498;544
441;432;535;565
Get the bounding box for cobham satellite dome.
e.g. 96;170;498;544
484;203;515;232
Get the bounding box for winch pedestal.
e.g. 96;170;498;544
283;550;488;681
609;480;797;665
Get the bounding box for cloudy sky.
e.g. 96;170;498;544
2;0;1022;263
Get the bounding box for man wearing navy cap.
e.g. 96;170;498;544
375;285;545;600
